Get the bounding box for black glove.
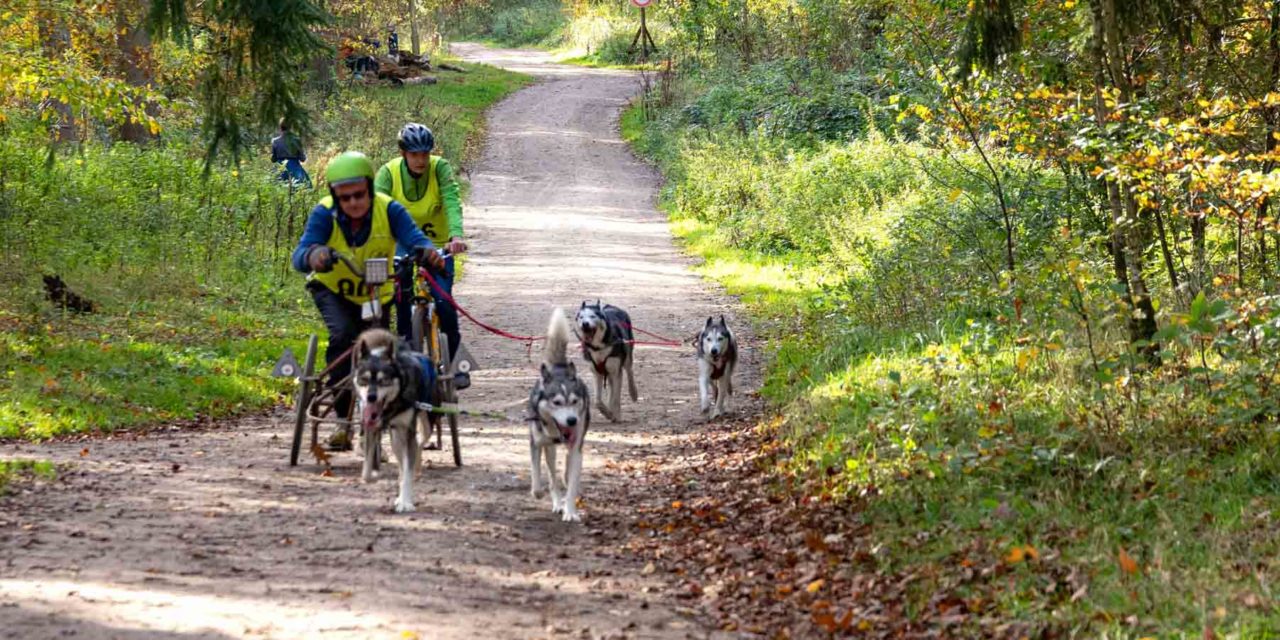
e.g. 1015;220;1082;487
307;246;334;272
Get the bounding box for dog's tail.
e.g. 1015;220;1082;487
544;307;571;367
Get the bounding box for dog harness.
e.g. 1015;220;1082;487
581;320;630;377
709;355;729;381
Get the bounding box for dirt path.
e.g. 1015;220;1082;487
0;45;759;639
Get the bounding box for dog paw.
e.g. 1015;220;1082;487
561;509;582;523
530;486;545;499
362;472;378;484
394;498;415;513
595;403;613;420
700;403;711;415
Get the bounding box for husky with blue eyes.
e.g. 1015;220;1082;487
527;308;591;523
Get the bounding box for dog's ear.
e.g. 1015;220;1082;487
541;362;552;382
718;315;728;328
357;337;372;362
705;316;714;328
595;299;601;307
566;360;576;377
580;300;587;309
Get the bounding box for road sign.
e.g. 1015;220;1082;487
631;0;652;7
272;348;300;378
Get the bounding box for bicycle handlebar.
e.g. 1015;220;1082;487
327;249;366;279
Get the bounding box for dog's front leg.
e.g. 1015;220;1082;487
390;426;415;513
562;444;583;523
545;446;566;514
593;363;614;421
361;429;378;483
712;377;729;418
697;359;712;415
529;437;545;499
606;359;623;422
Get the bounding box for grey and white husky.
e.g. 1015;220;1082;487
352;328;424;513
575;300;638;422
527;308;591;523
696;316;738;419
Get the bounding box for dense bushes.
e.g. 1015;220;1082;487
627;46;1280;633
488;0;565;45
0;61;530;439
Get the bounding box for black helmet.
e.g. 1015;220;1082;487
397;123;435;153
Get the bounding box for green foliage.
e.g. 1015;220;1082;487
148;0;331;161
627;57;1280;633
0;58;530;440
0;459;56;494
489;0;565;45
680;60;876;142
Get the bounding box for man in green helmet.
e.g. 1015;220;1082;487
292;151;444;450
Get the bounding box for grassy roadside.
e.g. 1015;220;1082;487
621;100;1280;636
0;460;56;494
0;58;530;441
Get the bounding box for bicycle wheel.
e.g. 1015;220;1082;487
290;335;319;466
438;333;462;467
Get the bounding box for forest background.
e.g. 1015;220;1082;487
3;0;1280;636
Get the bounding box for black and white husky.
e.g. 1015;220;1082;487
528;308;591;523
696;316;738;419
575;300;638;422
352;329;425;513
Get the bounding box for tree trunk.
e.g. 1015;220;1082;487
408;0;421;55
37;12;76;144
1190;213;1207;298
115;1;157;143
1092;0;1160;362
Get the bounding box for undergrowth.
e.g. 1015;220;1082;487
622;65;1280;637
0;58;530;440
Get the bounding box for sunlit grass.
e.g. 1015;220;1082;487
0;459;56;493
0;62;531;440
622;98;1280;636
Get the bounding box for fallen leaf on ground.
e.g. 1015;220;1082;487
1118;547;1138;575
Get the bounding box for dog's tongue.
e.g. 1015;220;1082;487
558;425;575;445
362;403;381;432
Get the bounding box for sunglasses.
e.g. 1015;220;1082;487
337;189;369;203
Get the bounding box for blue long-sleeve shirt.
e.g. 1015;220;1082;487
291;199;433;273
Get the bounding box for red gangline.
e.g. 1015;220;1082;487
421;270;689;350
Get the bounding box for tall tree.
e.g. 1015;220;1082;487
148;0;331;161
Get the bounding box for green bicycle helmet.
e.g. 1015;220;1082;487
325;151;375;186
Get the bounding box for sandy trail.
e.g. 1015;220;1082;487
0;44;758;639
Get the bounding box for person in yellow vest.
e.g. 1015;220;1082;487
375;123;470;390
292;151;444;450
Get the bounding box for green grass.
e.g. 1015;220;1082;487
0;459;56;493
0;58;530;441
623;99;1280;637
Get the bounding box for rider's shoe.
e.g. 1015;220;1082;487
327;428;354;452
453;371;471;391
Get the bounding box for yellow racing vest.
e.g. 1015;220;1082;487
309;193;397;304
386;156;446;244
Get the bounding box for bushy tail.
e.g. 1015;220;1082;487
544;307;571;366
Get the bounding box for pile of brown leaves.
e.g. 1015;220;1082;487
593;414;1068;639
